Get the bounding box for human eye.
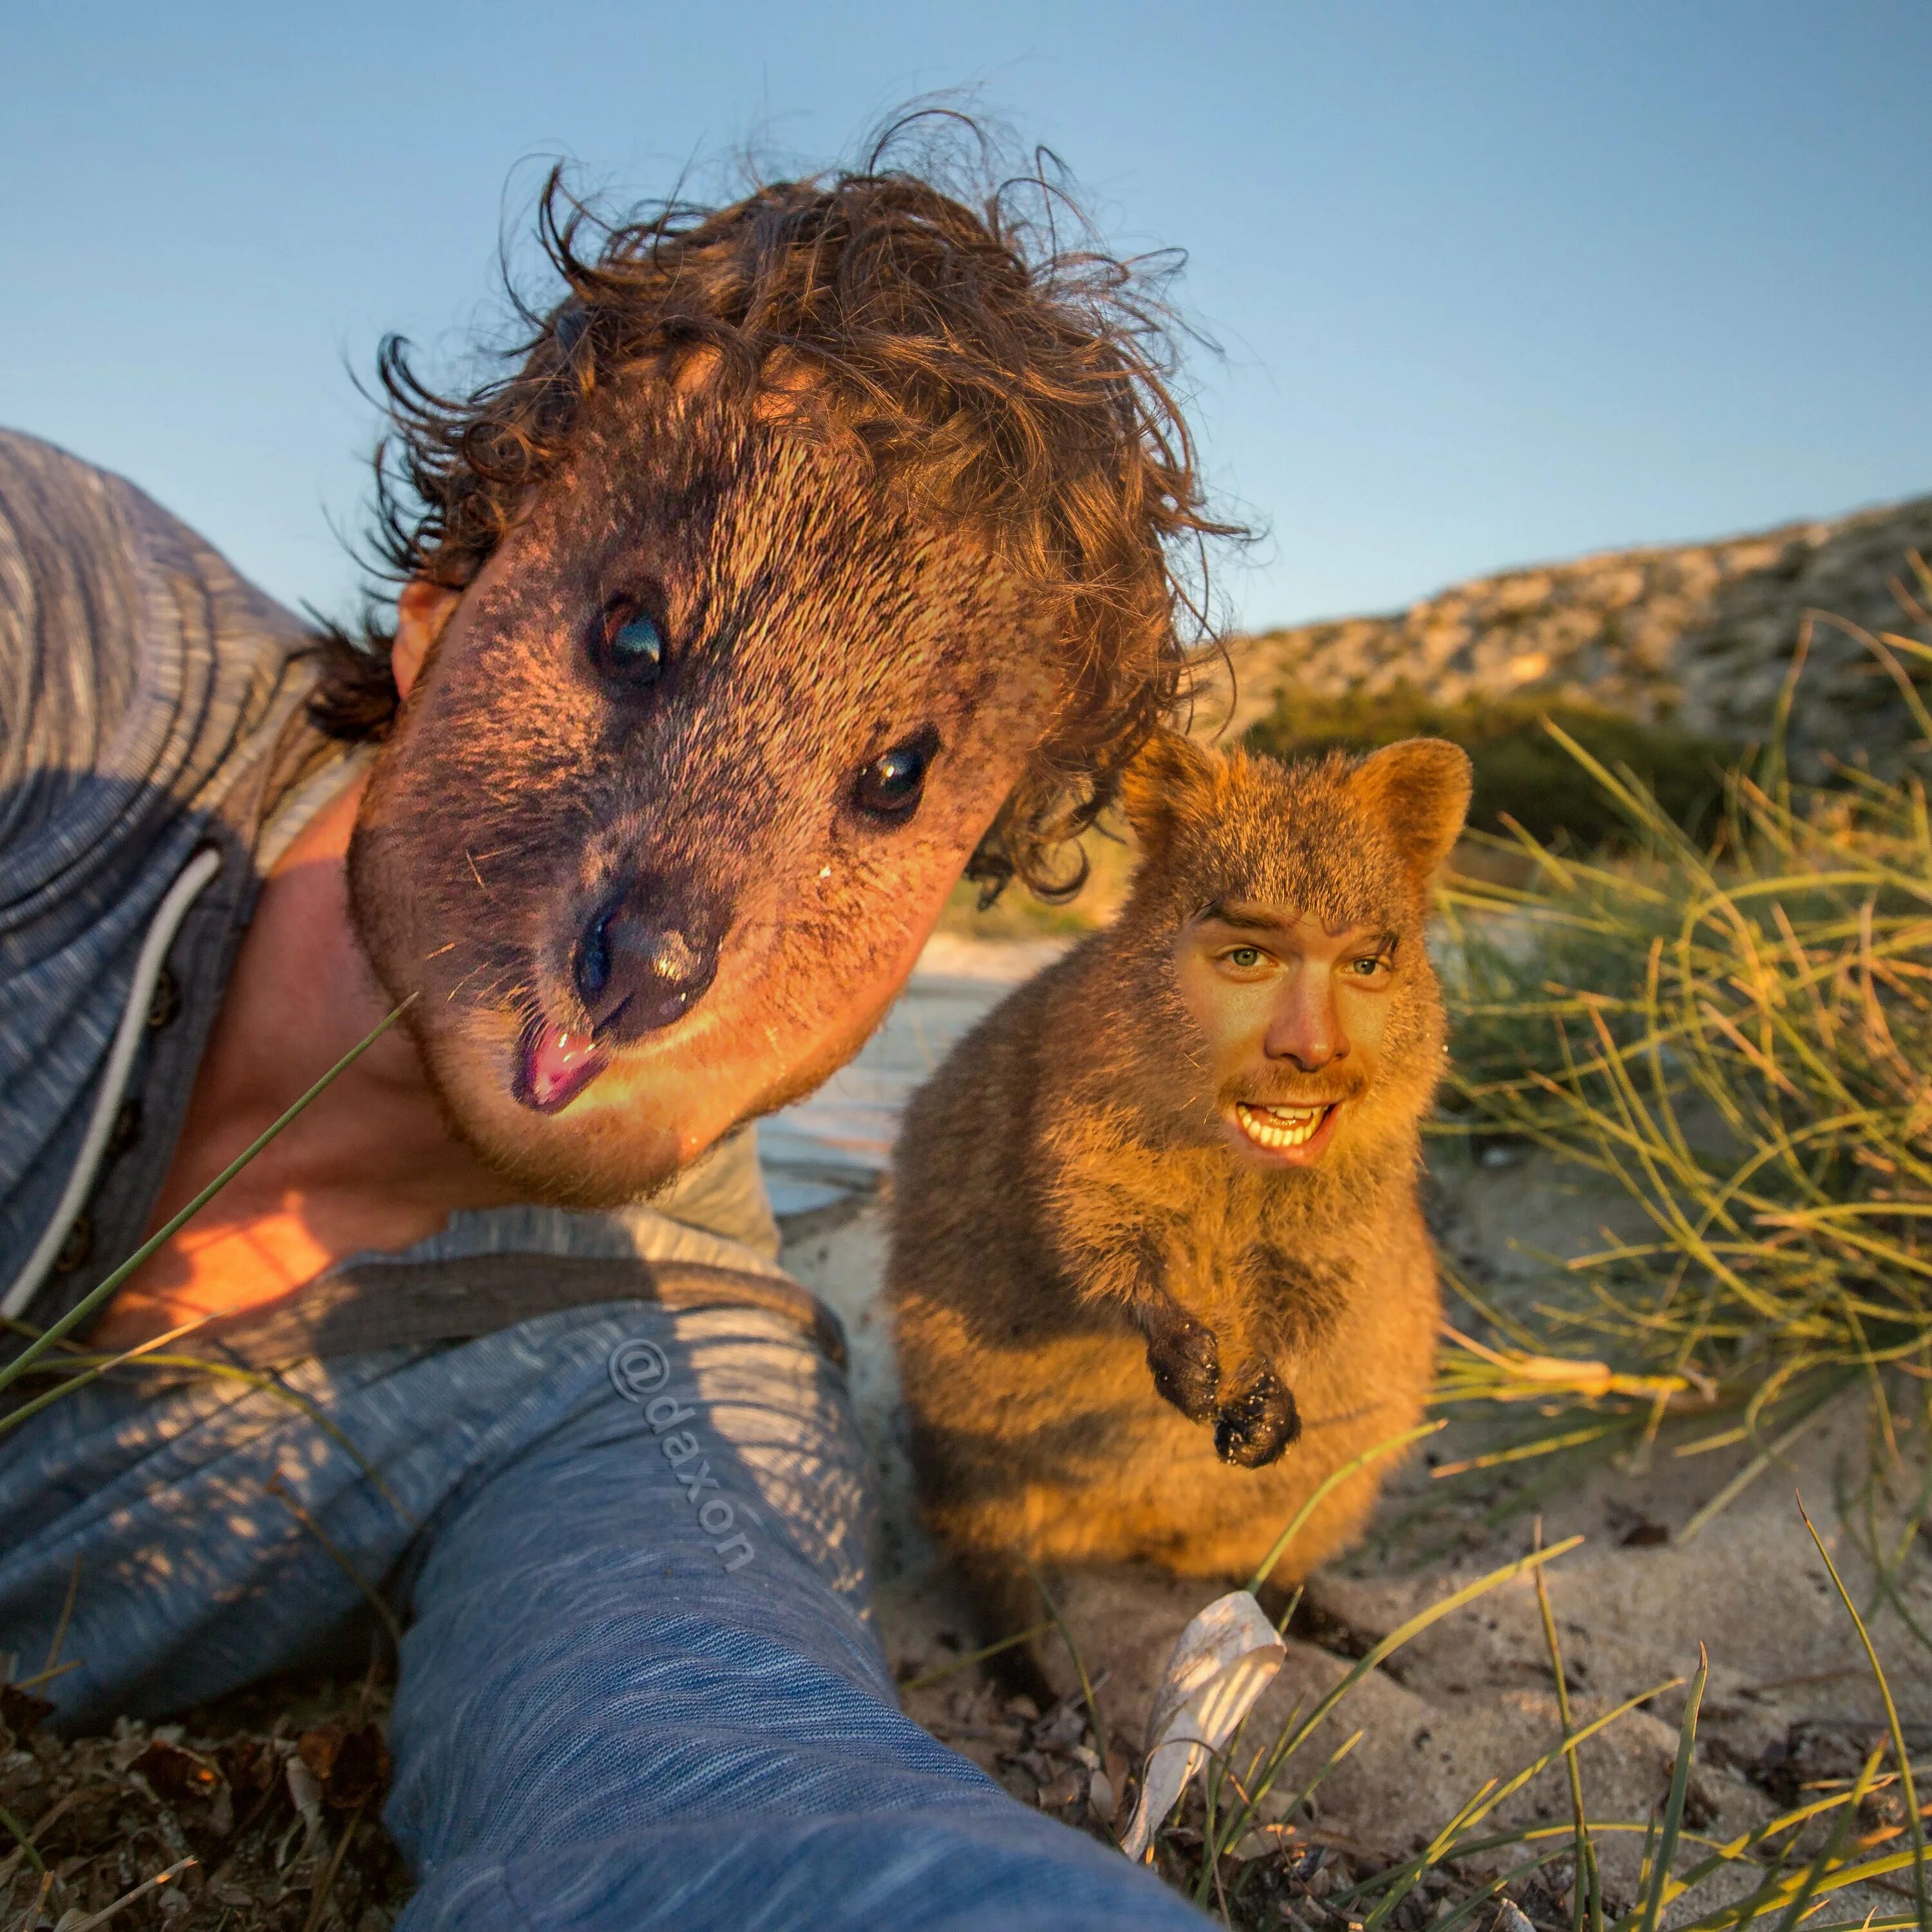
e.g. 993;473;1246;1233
1218;943;1269;972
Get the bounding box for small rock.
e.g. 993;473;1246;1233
1231;1826;1285;1861
1037;1703;1086;1751
0;1683;54;1735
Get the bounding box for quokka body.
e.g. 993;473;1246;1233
888;730;1470;1622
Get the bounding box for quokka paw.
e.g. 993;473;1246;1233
1213;1372;1301;1467
1144;1316;1221;1422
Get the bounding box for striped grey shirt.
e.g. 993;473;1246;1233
0;430;330;1333
0;430;782;1347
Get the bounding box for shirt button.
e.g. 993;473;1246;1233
107;1098;143;1159
54;1215;95;1273
147;968;181;1030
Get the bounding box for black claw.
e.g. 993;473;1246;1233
1213;1372;1302;1468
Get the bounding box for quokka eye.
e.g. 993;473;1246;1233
589;595;667;687
852;726;940;821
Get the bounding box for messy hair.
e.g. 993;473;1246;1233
312;113;1241;898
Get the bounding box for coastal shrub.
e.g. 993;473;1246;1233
1434;656;1932;1475
1242;680;1730;848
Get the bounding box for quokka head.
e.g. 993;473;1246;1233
321;139;1235;1213
348;375;1059;1210
1103;729;1473;1181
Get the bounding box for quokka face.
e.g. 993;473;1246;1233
887;730;1470;1633
348;368;1059;1211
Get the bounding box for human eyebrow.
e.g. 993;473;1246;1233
1197;900;1282;934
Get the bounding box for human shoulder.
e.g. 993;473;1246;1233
0;426;317;799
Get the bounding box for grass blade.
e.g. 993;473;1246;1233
1264;1537;1584;1820
1534;1520;1603;1932
0;998;414;1396
0;1315;213;1438
897;1624;1055;1695
1245;1420;1444;1593
1797;1491;1928;1927
1021;1553;1110;1785
1628;1642;1707;1932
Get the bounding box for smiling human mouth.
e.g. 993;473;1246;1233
514;1016;609;1113
1234;1100;1336;1153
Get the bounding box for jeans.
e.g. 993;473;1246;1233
0;1294;1206;1929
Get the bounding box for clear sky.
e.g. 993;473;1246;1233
5;1;1927;633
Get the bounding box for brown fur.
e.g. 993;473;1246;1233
317;117;1244;900
887;732;1471;1645
348;376;1061;1204
307;124;1243;1211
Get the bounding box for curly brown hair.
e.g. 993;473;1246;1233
313;114;1241;898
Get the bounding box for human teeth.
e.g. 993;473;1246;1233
1235;1102;1330;1150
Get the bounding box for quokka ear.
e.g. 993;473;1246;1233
1119;728;1224;858
1350;737;1473;888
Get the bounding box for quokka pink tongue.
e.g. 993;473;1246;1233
515;1019;607;1113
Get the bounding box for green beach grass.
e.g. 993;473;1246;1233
9;606;1932;1928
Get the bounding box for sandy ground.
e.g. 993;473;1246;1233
773;932;1932;1920
7;932;1922;1929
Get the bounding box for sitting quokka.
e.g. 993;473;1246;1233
887;729;1470;1639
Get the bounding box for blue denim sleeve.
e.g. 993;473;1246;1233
388;1306;1207;1930
0;1294;1204;1929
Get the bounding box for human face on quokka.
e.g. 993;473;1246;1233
1111;734;1468;1180
348;377;1059;1210
1174;905;1403;1171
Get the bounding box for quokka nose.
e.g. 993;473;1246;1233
573;877;722;1041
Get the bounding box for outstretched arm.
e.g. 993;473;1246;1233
388;1300;1211;1932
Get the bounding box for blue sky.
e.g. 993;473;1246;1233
4;2;1927;632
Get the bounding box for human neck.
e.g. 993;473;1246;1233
92;766;520;1347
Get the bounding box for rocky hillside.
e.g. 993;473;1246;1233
1209;493;1932;778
